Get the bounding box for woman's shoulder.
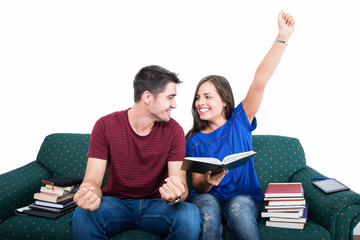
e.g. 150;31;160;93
231;101;257;131
231;102;245;119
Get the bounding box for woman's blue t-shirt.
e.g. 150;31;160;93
186;102;263;203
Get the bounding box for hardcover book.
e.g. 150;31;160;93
267;199;306;206
181;151;256;175
264;182;303;198
35;199;75;208
33;192;75;203
270;204;308;223
29;202;77;213
265;220;305;229
21;206;77;219
261;208;304;219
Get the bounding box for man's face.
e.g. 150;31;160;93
149;82;177;122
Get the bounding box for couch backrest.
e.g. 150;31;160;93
36;134;307;196
252;135;307;194
36;133;90;178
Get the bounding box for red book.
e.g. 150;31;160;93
264;183;303;198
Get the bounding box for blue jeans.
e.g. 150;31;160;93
188;193;261;240
70;196;201;240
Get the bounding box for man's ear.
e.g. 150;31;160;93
142;91;153;104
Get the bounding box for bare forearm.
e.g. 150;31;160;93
74;158;106;210
193;179;213;193
251;10;295;89
243;11;295;122
180;184;189;201
253;33;288;87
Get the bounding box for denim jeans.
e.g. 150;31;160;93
70;196;201;240
188;193;261;240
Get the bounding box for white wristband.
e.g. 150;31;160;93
275;39;288;46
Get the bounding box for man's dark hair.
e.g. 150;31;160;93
133;65;181;102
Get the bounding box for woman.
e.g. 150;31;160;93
186;11;295;240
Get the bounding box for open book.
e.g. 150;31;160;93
181;150;256;175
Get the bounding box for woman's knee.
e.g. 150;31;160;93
225;195;260;220
189;193;221;210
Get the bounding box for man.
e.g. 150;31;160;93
70;65;201;240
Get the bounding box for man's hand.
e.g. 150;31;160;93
73;182;101;211
159;175;185;203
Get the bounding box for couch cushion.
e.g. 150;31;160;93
36;133;90;178
0;213;74;240
110;230;162;240
0;213;162;240
252;135;307;194
1;214;330;240
258;217;331;240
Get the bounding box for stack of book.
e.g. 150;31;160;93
17;177;82;219
262;182;308;229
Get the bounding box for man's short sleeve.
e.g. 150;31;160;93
168;121;186;162
87;118;109;161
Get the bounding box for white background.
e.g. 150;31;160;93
1;0;359;197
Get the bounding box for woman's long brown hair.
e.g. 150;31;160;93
186;75;235;140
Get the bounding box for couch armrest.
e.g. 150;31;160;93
290;166;360;240
0;161;51;223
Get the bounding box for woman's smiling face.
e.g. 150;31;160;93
195;81;227;124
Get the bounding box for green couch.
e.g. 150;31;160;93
1;133;359;239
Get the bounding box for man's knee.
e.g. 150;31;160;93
177;202;201;220
70;207;90;235
174;202;202;228
70;207;84;224
169;202;201;239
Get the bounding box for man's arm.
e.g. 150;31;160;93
159;161;188;203
73;157;106;211
243;10;295;123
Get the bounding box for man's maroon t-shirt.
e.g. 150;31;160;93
87;109;186;199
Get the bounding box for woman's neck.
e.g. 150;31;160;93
202;118;227;134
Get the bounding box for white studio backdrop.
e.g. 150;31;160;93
1;0;359;195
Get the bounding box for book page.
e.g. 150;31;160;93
223;151;256;164
183;157;221;165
